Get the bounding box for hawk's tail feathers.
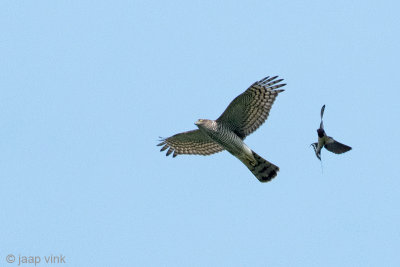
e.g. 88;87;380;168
242;151;279;183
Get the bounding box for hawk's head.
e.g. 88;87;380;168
195;119;216;130
195;119;207;125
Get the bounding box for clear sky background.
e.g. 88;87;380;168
1;1;399;266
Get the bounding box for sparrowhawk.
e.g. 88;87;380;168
158;76;285;182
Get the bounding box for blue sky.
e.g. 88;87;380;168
1;0;399;266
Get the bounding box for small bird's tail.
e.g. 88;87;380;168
241;151;279;183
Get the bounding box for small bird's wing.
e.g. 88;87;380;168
324;137;352;154
216;76;285;139
310;143;321;160
158;130;224;157
320;105;325;120
311;143;318;152
320;104;325;129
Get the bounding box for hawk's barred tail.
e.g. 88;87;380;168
242;151;279;183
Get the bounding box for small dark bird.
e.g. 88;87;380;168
311;105;352;160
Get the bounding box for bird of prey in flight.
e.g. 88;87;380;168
158;76;286;182
311;105;352;160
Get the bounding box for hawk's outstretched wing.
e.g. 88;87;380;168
158;130;224;157
216;76;286;139
324;137;352;154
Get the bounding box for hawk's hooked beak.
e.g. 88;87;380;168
195;119;203;125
